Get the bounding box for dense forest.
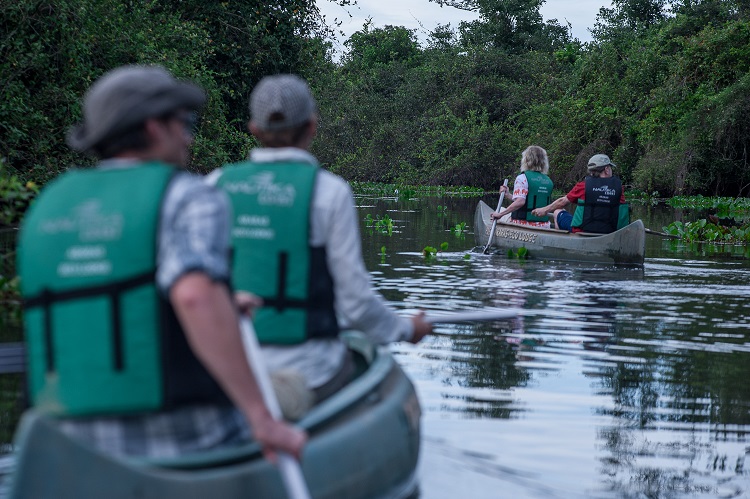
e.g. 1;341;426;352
2;0;750;197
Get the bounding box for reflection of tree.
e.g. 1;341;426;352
448;328;531;419
593;308;750;496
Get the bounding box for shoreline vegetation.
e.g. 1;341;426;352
2;1;750;198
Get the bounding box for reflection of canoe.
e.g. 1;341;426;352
6;333;421;499
474;200;646;265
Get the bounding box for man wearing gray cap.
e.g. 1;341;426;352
209;74;433;420
532;153;629;233
17;65;305;461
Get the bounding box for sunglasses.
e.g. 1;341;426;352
170;111;200;136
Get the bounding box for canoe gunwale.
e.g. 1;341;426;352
135;332;395;470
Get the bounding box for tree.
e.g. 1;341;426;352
429;0;570;51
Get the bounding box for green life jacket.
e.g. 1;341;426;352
571;176;629;233
18;162;228;417
510;171;554;223
217;160;338;345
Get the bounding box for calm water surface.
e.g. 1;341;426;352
0;196;748;498
357;195;750;499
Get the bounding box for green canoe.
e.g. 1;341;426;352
475;200;646;265
6;333;421;499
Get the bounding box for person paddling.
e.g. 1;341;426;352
17;65;305;461
209;74;433;420
490;145;554;229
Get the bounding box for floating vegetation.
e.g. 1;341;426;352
452;221;467;236
436;205;448;215
364;213;394;235
625;190;663;205
507;247;529;259
352;182;484;198
423;242;448;259
663;219;750;245
667;195;750;218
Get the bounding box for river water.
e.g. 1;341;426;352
0;195;748;498
356;194;750;499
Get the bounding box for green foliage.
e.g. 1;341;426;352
667;195;750;218
351;182;484;198
423;241;449;259
364;213;394;235
507;246;529;259
452;221;467;235
663;219;750;245
1;0;330;189
423;246;438;258
0;160;39;227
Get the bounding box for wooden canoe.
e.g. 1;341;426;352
5;333;421;499
474;200;646;265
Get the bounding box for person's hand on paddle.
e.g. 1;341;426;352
410;311;433;343
490;185;511;221
250;410;308;463
235;291;264;317
531;207;548;218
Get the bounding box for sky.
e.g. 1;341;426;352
317;0;613;53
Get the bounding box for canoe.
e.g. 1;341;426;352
5;333;421;499
474;200;646;265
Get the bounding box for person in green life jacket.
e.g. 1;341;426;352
490;145;554;229
17;65;305;461
532;154;629;233
208;74;434;421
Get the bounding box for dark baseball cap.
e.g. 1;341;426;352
67;65;206;152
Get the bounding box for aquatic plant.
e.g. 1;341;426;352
663;219;750;245
507;247;529;259
423;246;437;258
667;195;750;218
423;242;449;259
452;221;467;236
352;182;484;198
364;213;394;236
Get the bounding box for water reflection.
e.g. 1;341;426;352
0;198;748;497
359;195;749;498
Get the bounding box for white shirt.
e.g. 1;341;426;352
207;148;414;388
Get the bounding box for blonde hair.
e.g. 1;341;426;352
520;145;549;174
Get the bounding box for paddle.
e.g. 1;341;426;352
424;309;519;324
644;227;680;239
239;318;311;499
482;179;509;254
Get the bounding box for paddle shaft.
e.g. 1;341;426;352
425;309;519;324
644;227;680;239
483;179;509;254
239;318;311;499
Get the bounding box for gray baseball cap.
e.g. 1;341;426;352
587;154;616;170
67;65;206;152
249;74;316;131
